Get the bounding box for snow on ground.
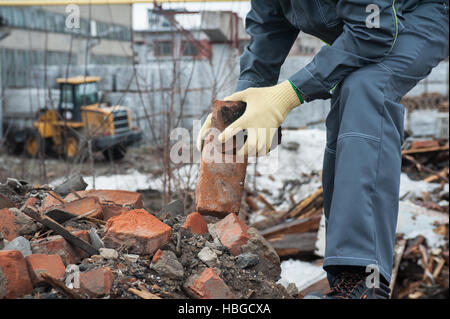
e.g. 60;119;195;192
277;259;327;292
50;169;158;192
397;201;448;248
85;170;156;191
246;129;326;210
399;173;443;200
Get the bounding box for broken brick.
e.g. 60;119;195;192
215;213;249;256
66;190;143;208
0;208;39;241
184;268;234;299
0;208;21;241
24;197;40;209
195;100;248;218
39;194;62;213
183;212;208;235
0;193;17;209
102;209;171;255
30;230;91;265
25;254;66;286
0;250;33;299
65;190;142;221
101;205;131;221
410;140;440;149
79;267;114;298
52;196;103;220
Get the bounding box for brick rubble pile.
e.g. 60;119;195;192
0;179;292;299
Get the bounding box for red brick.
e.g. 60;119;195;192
79;267;114;298
25;254;66;286
0;250;33;299
0;208;21;241
0;194;16;209
183;212;208;235
184;268;234;299
30;230;91;265
51;196;103;219
63;191;88;202
410;140;440;149
195;100;248;218
102;209;171;255
101;205;131;221
65;190;142;221
66;190;143;208
39;195;62;213
24;197;40;209
215;213;249;256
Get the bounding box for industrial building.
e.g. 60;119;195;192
0;4;133;89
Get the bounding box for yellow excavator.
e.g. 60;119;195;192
23;76;142;161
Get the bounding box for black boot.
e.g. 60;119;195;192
305;270;391;299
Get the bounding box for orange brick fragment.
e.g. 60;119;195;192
0;250;33;299
215;213;249;256
25;254;66;286
102;209;172;255
183;212;208;235
184;268;234;299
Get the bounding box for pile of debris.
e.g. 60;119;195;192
0;176;293;299
401;93;449;113
246;187;323;259
391;234;448;299
401;138;449;213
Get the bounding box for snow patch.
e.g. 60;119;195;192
278;259;327;292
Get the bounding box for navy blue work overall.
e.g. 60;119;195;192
236;0;449;282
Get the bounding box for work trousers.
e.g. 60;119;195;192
322;2;449;282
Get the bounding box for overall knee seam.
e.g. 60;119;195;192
325;146;336;155
337;132;381;143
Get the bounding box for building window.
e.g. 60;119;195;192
181;41;198;57
154;41;173;56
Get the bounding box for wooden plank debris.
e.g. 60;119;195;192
21;205;99;256
268;232;317;257
259;215;321;240
128;287;161;299
40;273;84;299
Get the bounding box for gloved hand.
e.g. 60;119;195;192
196;80;303;156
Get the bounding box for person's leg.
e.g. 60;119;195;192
322;94;340;221
322;93;342;287
323;1;449;287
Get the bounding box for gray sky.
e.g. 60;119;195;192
133;1;250;30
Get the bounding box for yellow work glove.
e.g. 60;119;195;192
196;80;303;157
